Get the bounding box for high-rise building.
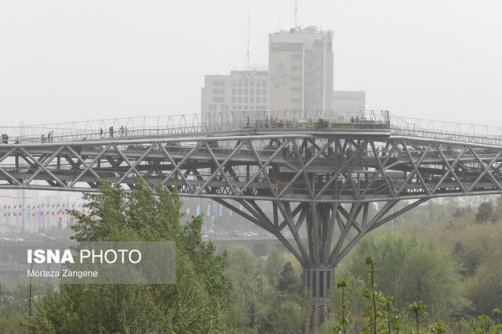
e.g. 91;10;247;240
330;90;366;122
268;26;334;113
201;69;268;130
332;91;365;112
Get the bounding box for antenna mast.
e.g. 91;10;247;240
247;11;250;64
294;0;298;28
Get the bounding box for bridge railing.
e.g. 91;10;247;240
3;110;502;146
1;110;390;144
389;115;502;146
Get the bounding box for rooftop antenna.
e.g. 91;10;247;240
294;0;298;28
247;11;250;64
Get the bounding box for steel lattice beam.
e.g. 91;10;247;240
3;130;502;301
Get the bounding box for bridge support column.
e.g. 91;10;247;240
216;198;430;333
304;265;333;301
303;265;334;332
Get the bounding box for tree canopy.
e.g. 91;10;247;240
29;181;230;334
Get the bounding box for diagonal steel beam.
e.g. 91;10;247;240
395;143;432;195
25;146;64;184
118;144;155;183
159;144;196;193
161;142;202;185
66;145;103;186
359;142;397;198
468;147;502;191
278;139;331;198
314;140;368;200
328;202;363;264
331;200;398;265
277;201;309;263
432;146;467;193
291;139;316;198
401;141;431;196
247;139;281;196
196;142;242;195
113;144;152;191
214;199;302;263
20;147;66;188
278;202;305;230
368;198;429;232
322;202;339;261
0;148;21;185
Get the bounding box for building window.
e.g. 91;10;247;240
250;89;254;95
250;97;254;103
213;80;225;87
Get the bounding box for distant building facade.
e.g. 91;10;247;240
202;27;367;127
330;90;366;122
332;91;365;112
201;70;268;130
268;26;334;113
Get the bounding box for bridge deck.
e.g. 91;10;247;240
2;110;502;147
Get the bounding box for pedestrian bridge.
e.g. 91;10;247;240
1;109;502;301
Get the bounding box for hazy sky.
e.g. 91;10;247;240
1;0;501;126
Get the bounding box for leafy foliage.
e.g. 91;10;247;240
345;235;469;319
28;181;230;333
476;202;494;223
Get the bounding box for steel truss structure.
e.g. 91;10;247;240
2;126;502;304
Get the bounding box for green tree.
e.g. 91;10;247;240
464;257;502;316
346;236;468;319
429;322;447;334
264;250;287;286
335;279;350;334
29;181;229;333
476;202;494;223
493;196;502;221
277;262;299;293
408;301;427;334
268;298;306;334
224;246;263;331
